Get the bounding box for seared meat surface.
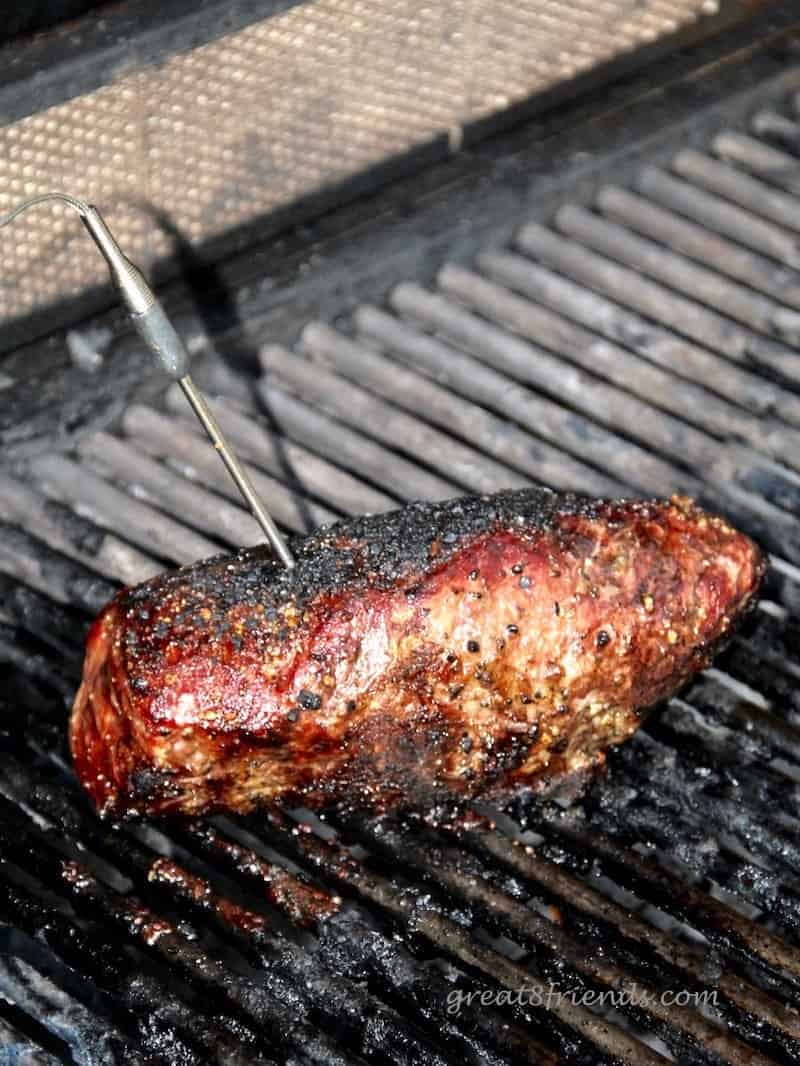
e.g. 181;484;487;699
71;489;764;817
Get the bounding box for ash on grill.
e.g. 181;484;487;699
4;58;800;1066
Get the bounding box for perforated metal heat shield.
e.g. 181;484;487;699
0;0;753;352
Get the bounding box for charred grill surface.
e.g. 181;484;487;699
71;490;763;817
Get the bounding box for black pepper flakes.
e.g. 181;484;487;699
511;563;524;574
553;601;561;616
460;736;473;753
506;623;519;635
596;629;611;648
467;640;480;653
298;690;322;710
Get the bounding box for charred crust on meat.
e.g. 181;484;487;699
70;488;766;820
122;488;591;623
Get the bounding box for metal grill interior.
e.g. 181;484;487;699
5;44;800;1066
0;0;735;350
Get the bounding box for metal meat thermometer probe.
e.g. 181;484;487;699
0;193;295;569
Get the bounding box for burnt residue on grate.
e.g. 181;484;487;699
5;65;800;1066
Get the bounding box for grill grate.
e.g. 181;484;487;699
4;62;800;1066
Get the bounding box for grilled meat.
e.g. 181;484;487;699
71;488;764;817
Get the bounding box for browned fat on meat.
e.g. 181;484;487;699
70;489;764;818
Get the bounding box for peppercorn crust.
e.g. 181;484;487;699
70;488;764;818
